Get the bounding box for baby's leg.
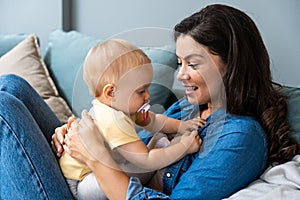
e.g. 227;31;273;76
147;132;170;149
77;173;107;200
66;178;79;199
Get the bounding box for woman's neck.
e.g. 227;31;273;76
200;103;221;120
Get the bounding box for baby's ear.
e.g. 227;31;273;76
103;84;116;99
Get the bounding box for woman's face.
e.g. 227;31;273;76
176;35;226;106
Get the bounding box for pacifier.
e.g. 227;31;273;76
137;100;151;120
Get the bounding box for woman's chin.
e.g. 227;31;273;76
185;94;199;105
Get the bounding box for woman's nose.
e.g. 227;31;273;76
176;66;189;81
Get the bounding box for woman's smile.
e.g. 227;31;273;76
184;85;199;95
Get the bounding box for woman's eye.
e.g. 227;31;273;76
188;63;199;69
176;61;198;69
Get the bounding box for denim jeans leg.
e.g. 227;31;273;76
0;91;74;199
0;74;74;199
0;74;63;143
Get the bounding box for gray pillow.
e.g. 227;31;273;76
280;85;300;146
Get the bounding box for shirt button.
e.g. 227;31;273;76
166;173;171;178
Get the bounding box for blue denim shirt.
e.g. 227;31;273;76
128;98;268;200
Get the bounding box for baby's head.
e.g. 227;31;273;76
83;39;153;113
83;39;152;97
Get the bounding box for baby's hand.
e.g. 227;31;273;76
180;131;202;154
178;117;206;134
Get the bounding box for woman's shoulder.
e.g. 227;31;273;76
227;113;262;129
230;114;262;131
201;109;268;163
209;109;265;139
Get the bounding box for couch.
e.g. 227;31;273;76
1;30;300;199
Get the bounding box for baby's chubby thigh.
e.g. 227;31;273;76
77;173;108;200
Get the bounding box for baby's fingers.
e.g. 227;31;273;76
196;135;202;145
194;117;206;126
185;118;204;130
189;130;198;138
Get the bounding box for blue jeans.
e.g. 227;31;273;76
0;74;74;199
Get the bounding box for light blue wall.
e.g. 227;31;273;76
1;0;299;86
0;0;62;53
72;0;300;87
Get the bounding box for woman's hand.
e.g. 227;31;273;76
51;117;75;157
65;110;130;199
64;110;114;168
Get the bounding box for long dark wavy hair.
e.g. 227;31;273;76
174;4;299;164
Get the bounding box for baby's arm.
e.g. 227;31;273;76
116;130;201;171
163;116;206;134
137;112;205;134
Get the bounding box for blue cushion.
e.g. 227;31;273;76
44;29;103;116
44;29;179;116
0;34;30;57
141;46;178;113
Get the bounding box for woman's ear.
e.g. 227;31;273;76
103;84;116;99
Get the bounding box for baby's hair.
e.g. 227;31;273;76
83;39;151;97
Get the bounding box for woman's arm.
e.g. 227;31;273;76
64;110;175;200
88;159;130;200
64;110;129;200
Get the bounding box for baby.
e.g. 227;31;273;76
59;39;203;199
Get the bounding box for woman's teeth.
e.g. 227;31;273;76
186;86;198;91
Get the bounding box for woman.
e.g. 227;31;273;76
0;4;298;200
57;4;299;199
